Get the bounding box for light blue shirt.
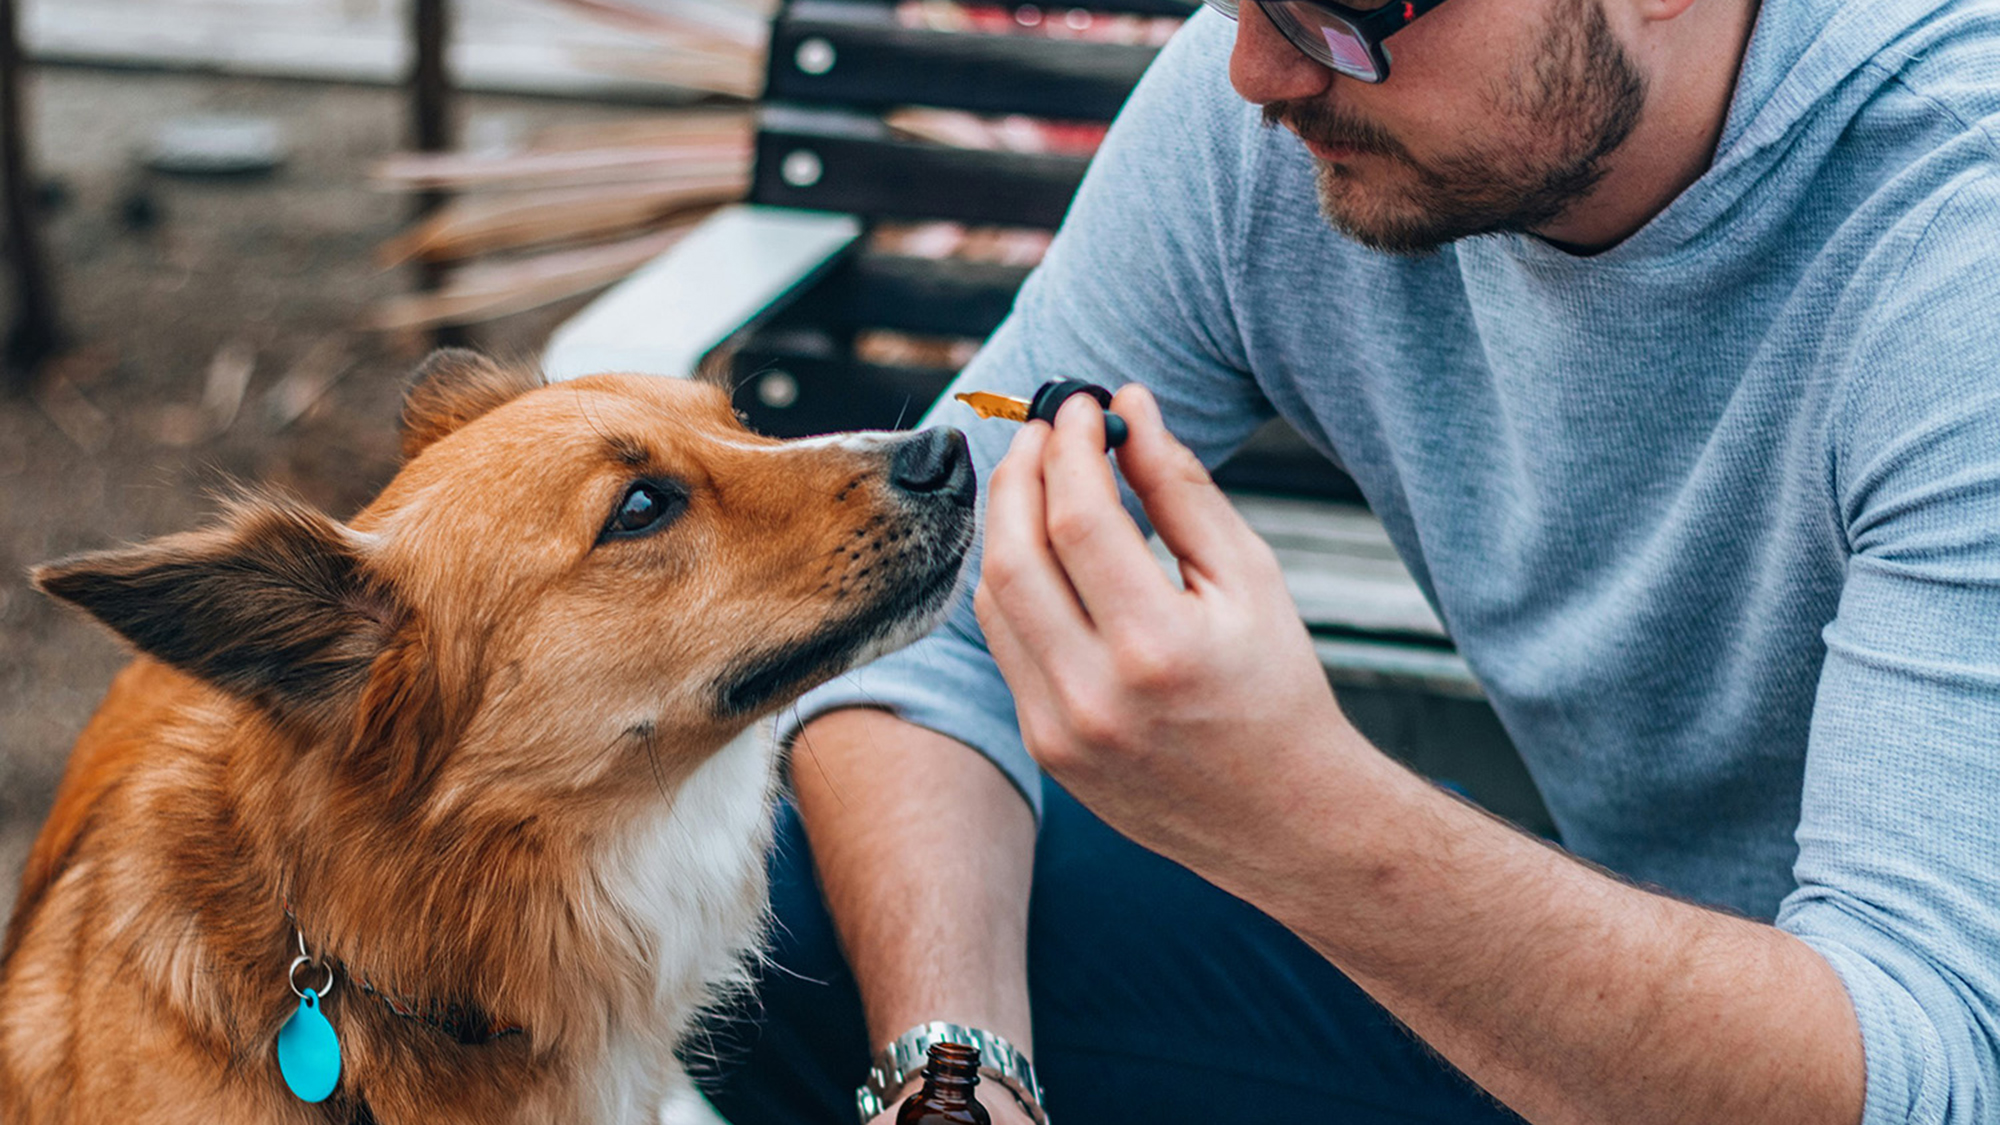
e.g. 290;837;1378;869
791;2;2000;1119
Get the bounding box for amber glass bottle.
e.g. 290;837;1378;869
895;1042;991;1125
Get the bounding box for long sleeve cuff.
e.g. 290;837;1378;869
1781;898;1982;1125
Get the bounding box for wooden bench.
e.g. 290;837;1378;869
542;0;1549;834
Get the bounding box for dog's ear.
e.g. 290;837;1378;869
30;496;397;732
401;348;545;460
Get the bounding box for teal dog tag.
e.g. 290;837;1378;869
277;988;341;1102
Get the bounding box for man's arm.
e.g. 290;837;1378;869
1226;722;1868;1125
773;14;1273;1120
976;387;1870;1125
790;709;1037;1123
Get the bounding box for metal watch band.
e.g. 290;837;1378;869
855;1021;1049;1125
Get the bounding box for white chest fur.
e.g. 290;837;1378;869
588;724;780;1124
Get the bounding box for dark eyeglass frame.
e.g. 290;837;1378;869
1202;0;1454;83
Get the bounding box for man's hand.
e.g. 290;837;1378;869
972;384;1866;1125
974;383;1357;876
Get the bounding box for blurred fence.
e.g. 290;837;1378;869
21;0;765;100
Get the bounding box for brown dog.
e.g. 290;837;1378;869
0;351;976;1124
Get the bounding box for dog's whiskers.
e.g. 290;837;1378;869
627;720;673;803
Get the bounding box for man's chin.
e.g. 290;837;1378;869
1312;165;1455;258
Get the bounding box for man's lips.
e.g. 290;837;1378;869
1268;107;1395;163
1302;136;1373;162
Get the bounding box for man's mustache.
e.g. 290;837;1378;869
1261;99;1406;160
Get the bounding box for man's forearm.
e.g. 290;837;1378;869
1218;736;1867;1125
790;708;1037;1058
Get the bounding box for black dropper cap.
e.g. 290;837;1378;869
1028;379;1128;448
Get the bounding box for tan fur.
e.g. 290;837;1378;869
0;353;974;1124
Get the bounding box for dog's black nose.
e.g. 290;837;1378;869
890;428;975;505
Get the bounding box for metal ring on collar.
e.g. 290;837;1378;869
288;954;335;1000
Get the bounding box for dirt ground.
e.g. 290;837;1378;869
0;64;662;937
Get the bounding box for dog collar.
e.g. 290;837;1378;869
350;974;525;1045
284;904;525;1046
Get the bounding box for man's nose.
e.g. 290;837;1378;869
1228;2;1335;106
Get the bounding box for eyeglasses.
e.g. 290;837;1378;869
1201;0;1452;83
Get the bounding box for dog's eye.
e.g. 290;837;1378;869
603;482;682;541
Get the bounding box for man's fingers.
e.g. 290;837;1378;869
1111;384;1262;585
975;580;1065;754
978;535;1101;770
981;419;1095;661
1041;394;1182;633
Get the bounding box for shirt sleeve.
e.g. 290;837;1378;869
779;9;1274;817
1776;169;2000;1125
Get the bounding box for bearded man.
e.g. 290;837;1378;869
704;0;2000;1122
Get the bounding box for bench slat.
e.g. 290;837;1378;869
787;251;1033;340
769;0;1162;121
754;104;1091;226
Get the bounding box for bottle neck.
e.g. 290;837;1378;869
918;1072;978;1106
917;1042;982;1106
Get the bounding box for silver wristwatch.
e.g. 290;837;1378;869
855;1021;1049;1125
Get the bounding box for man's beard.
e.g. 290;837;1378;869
1262;0;1646;256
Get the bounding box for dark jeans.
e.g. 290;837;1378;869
696;782;1524;1124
